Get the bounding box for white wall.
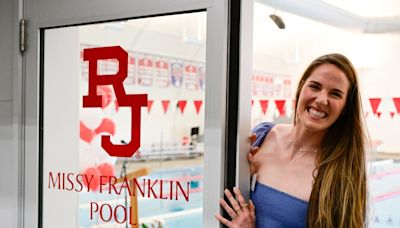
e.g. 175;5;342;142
0;0;20;227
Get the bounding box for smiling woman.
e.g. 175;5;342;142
216;53;368;228
292;54;367;227
296;63;350;132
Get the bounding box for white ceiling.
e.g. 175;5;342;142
321;0;400;17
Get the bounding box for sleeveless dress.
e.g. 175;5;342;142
250;122;308;228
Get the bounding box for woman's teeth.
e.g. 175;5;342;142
308;107;326;118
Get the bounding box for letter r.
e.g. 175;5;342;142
82;46;147;157
83;46;128;107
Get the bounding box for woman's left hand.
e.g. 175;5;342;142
215;187;256;228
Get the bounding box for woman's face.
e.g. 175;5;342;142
296;63;350;132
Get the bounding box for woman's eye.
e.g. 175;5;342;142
331;92;342;98
309;84;319;90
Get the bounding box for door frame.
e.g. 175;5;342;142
22;0;231;227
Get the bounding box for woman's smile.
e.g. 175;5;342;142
307;107;327;119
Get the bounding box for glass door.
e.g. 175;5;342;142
23;0;231;227
43;14;207;228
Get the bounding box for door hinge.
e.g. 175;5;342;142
19;19;27;53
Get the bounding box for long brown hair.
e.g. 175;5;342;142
294;54;367;227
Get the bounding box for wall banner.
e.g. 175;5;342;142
137;54;154;87
170;60;184;88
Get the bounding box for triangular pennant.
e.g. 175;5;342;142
275;100;286;116
393;98;400;114
390;112;395;119
194;100;203;114
369;98;381;115
147;100;154;113
251;100;254;107
377;112;382;118
177;100;187;114
161;100;170;114
259;100;269;115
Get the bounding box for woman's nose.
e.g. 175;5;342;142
315;92;328;106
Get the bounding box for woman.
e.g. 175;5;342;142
215;53;368;228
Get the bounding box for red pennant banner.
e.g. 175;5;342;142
147;100;154;113
259;100;269;115
393;98;400;114
275;100;286;116
161;100;170;114
377;112;382;118
251;100;254;107
194;100;203;114
390;112;395;119
177;100;187;114
369;98;381;116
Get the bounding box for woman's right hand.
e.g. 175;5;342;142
248;133;260;175
215;187;256;228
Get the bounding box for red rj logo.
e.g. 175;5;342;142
83;46;147;157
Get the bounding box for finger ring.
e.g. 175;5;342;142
234;207;242;212
241;203;248;208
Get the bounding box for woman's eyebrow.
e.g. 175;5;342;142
309;80;345;94
332;88;345;95
309;80;321;86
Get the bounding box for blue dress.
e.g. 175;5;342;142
250;122;308;228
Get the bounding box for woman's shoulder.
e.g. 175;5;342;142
252;122;292;147
271;123;292;135
267;123;291;142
